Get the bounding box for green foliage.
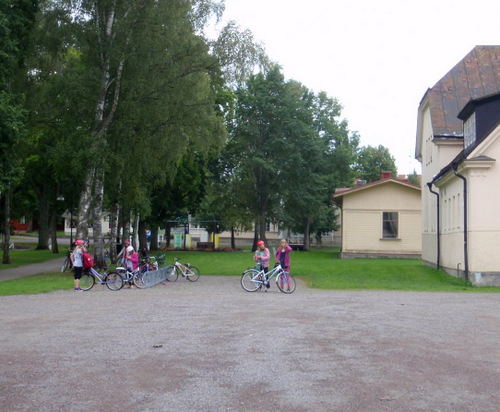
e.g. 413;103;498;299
0;0;38;85
223;66;295;235
211;20;270;87
0;0;38;192
214;68;359;245
355;145;397;183
0;92;26;191
408;169;420;185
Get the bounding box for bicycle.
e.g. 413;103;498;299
166;257;200;282
95;250;112;270
79;266;124;291
103;250;111;268
240;261;296;294
61;249;73;272
110;265;144;289
153;254;166;268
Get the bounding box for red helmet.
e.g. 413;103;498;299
75;239;84;245
257;240;264;247
125;241;130;245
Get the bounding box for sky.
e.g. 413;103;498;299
211;0;500;175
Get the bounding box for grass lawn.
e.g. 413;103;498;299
0;247;66;268
1;246;499;295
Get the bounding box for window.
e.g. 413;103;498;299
464;112;476;149
425;134;433;165
382;212;398;239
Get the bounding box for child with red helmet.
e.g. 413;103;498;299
70;239;86;291
253;240;270;271
254;240;270;290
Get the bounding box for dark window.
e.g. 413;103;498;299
382;212;398;238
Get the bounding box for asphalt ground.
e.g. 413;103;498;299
1;272;499;411
0;257;65;282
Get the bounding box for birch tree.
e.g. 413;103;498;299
53;0;227;264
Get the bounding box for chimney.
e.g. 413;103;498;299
381;171;393;180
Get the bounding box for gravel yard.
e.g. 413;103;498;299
1;276;500;411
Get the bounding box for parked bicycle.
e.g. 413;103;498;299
79;266;124;291
153;254;166;268
111;266;144;289
103;250;111;268
166;257;200;282
61;249;73;272
95;250;111;270
241;261;296;294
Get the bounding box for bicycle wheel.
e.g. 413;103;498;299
61;257;72;273
166;266;178;282
133;271;147;288
276;272;296;294
105;272;124;291
79;273;95;291
185;266;200;282
241;269;262;292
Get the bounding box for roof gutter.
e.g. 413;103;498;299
452;162;469;282
426;182;440;270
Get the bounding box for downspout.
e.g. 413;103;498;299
426;182;440;270
452;162;469;282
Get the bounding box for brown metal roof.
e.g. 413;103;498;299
426;46;500;137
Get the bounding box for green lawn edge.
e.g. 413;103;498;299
1;246;500;296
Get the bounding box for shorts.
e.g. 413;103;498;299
74;266;83;280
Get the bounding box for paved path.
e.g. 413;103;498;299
1;235;69;281
0;257;65;281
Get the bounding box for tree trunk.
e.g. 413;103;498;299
303;217;311;251
165;221;171;247
37;185;50;250
132;213;139;250
108;199;119;263
315;232;323;248
150;226;158;250
259;218;267;245
76;167;94;241
252;224;259;251
50;205;59;254
92;170;105;267
231;227;235;250
27;213;33;232
122;209;131;246
138;219;148;253
2;191;11;264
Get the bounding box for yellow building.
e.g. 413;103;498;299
333;172;421;259
416;45;500;285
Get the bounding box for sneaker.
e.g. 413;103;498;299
74;288;82;292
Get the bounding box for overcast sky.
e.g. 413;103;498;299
213;0;500;175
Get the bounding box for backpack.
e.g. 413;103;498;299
82;252;94;269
